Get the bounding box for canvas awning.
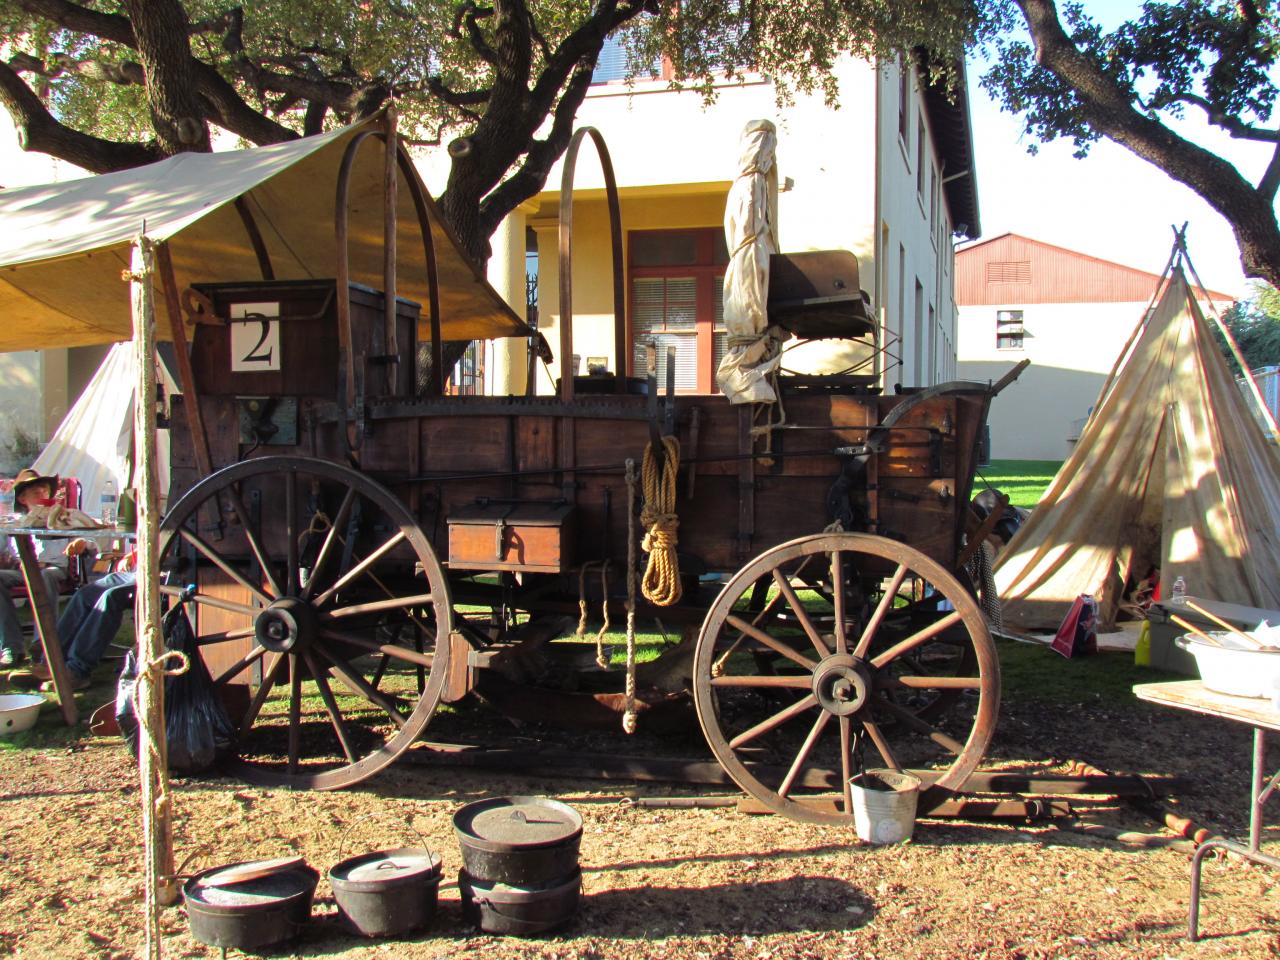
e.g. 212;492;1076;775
0;113;528;351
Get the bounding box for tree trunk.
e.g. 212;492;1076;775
122;0;210;154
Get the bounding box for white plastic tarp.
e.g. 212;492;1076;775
0;111;527;351
717;119;787;403
994;268;1280;628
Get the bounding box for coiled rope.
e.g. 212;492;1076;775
640;436;682;606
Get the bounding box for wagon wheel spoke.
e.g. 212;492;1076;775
222;484;284;598
839;716;854;814
213;643;267;686
159;455;454;791
304;650;357;764
778;711;832;799
160;583;259;618
710;674;811;689
319;628;433;669
870;611;964;670
728;694;818;749
772;569;830;659
853;563;909;660
311;531;408;607
177;528;275;606
195;626;258;647
240;652;287;738
874;696;965;756
285;473;300;598
724;615;817;672
862;719;900;771
301;487;357;602
890;675;983;690
287;659;303;774
314;645;407;729
712;555;816;674
830;550;848;655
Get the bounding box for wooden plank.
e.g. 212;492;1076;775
516;416;557;474
421;416;508;471
1134;680;1280;733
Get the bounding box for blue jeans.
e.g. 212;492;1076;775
0;566;68;658
56;571;136;679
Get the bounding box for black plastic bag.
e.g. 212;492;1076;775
112;601;237;773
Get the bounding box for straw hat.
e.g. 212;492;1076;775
12;468;58;510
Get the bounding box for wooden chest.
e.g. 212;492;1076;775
448;502;576;574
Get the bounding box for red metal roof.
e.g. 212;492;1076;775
956;232;1235;306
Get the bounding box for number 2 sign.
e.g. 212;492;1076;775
230;302;282;372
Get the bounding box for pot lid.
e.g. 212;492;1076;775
186;864;315;907
336;848;442;884
454;796;583;849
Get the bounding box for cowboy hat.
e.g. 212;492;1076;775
12;468;58;510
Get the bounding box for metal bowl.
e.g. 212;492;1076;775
0;694;44;735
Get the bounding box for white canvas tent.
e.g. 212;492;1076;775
30;342;177;514
994;266;1280;630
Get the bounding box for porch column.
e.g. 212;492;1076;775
486;202;537;396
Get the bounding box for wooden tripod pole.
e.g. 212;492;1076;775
130;236;175;960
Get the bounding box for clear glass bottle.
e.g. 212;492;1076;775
1170;576;1187;605
99;479;118;526
0;485;13;518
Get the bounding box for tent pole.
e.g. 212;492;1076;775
130;237;176;960
156;244;216;482
383;103;400;396
1179;236;1280;439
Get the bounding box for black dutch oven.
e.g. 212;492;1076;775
182;860;318;951
328;847;443;938
453;796;583;886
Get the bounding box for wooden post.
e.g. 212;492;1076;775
130;236;174;960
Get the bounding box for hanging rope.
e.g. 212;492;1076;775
135;647;190;919
623;459;639;734
575;560;613;668
640;436;682;606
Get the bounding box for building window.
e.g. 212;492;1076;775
916;118;926;199
629;228;728;393
996;309;1025;350
592;29;664;84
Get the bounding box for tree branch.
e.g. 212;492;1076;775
16;0;134;47
0;60;161;173
10;51;146;87
451;2;498;66
1171;92;1280;143
1016;0;1280;285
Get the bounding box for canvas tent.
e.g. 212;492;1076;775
0;111;527;352
994;266;1280;630
30;342;178;514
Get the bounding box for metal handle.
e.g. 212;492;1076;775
337;811;432;863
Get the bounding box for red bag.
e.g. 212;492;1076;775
1052;594;1098;658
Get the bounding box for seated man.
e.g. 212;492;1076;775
30;567;135;692
0;470;95;669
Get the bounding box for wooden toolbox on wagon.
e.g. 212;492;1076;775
448;501;576;574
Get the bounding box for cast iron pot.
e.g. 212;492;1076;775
459;868;582;936
329;847;442;938
453;796;583;886
183;862;318;951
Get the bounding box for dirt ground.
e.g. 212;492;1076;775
1;639;1278;960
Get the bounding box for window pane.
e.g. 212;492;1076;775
633;333;698;391
633;276;696;331
592;32;661;84
712;283;728;385
631;232;698;266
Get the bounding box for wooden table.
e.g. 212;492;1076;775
2;525;127;726
1133;680;1280;941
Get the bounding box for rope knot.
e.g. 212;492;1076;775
639;437;682;606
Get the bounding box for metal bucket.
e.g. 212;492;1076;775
848;769;921;844
329;847;442;938
453;796;583;886
182;862;318;950
459;868;581;936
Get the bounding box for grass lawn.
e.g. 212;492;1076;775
973;458;1063;508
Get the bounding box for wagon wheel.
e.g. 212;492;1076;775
158;455;453;790
693;532;998;826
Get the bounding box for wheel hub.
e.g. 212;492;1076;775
255;596;318;653
811;654;872;716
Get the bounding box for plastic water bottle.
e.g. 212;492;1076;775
100;479;118;526
1170;576;1187;605
0;485;12;518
